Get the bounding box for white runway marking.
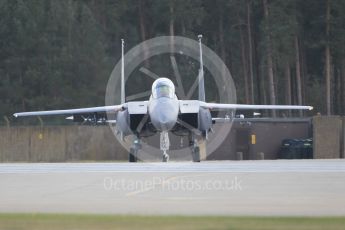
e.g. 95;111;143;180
1;159;345;216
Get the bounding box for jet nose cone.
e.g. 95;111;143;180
149;98;179;131
158;112;169;124
154;112;176;131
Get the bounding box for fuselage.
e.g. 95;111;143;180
148;78;179;131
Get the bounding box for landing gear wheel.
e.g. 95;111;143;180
129;147;138;162
192;146;201;162
162;152;169;162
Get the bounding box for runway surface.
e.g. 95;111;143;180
1;159;345;216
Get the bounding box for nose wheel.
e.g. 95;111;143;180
160;131;170;162
162;151;169;162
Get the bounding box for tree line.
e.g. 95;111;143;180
0;0;344;123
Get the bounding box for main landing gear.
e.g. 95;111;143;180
189;134;201;162
129;138;141;162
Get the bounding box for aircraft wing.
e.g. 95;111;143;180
200;102;313;111
13;105;124;117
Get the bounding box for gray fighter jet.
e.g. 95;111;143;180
14;36;313;162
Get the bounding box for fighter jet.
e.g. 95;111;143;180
14;36;313;162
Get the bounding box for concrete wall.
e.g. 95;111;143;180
0;126;128;162
249;121;311;159
313;116;342;159
208;118;311;160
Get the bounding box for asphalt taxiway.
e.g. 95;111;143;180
0;160;344;216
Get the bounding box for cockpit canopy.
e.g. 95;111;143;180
152;78;175;99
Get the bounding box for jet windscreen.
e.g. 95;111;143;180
152;78;175;99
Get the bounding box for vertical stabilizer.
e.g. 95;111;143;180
198;35;205;102
121;39;125;104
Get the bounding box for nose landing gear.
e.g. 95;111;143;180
160;131;170;162
162;151;169;162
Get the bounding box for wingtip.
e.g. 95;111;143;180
13;113;18;118
309;106;314;111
